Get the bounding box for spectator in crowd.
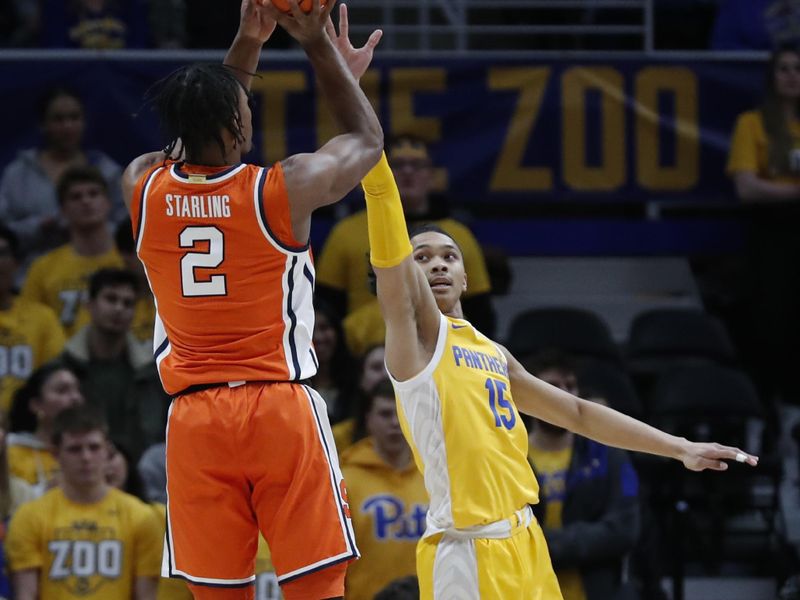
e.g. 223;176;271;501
21;166;124;337
0;88;124;270
712;0;800;51
332;344;389;453
0;410;37;600
525;350;640;600
373;575;420;600
114;219;155;345
136;441;166;505
340;379;427;600
60;268;168;461
106;440;144;500
147;0;185;49
316;134;496;338
40;0;148;49
7;363;83;494
0;224;65;412
727;45;800;407
6;407;161;599
309;301;357;424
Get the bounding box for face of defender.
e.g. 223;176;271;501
411;231;467;314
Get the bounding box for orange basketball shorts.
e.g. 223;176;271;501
162;381;358;596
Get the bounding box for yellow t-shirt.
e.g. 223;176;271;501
7;435;59;491
343;300;385;357
0;298;65;412
6;487;162;599
317;211;491;314
727;109;800;183
340;437;428;600
332;418;356;457
529;444;586;600
20;244;124;337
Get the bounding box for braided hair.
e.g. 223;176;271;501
150;64;248;163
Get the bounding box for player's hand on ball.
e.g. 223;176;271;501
679;440;758;472
239;0;277;43
261;0;336;47
325;4;382;81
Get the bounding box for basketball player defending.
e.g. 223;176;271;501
359;157;759;598
120;1;383;599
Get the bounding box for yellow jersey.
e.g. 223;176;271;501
7;433;59;492
20;244;124;337
317;211;491;313
529;444;586;600
391;314;538;530
727;110;800;183
6;487;162;599
0;298;65;411
340;437;428;600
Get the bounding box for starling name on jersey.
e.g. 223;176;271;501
165;194;231;218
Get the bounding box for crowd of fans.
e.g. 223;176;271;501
0;28;799;600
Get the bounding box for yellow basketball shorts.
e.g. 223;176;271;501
416;517;563;599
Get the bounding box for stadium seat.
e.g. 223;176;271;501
627;308;737;367
505;307;621;364
645;366;780;577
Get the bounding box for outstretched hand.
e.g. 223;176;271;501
679;440;758;472
261;0;336;47
238;0;277;44
325;4;382;81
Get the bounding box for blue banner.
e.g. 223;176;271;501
0;55;765;207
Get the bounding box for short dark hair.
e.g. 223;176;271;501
88;268;139;300
0;223;20;261
52;406;108;448
56;165;109;205
114;218;135;254
149;63;248;163
408;223;463;254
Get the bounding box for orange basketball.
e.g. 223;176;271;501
270;0;328;13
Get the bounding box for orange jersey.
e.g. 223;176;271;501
131;162;318;395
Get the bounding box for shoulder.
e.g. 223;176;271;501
32;245;71;268
734;110;764;133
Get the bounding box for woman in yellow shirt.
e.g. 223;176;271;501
728;46;800;200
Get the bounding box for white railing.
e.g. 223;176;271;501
345;0;652;53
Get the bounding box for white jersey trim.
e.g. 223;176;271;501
389;312;449;391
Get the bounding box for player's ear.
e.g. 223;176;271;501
462;272;468;292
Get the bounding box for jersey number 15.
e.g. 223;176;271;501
485;377;516;430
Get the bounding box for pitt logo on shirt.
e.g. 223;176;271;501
362;495;427;541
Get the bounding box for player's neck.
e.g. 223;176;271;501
61;480;110;505
374;440;411;471
443;301;464;319
88;326;127;361
70;226;113;256
529;428;573;452
186;147;240;167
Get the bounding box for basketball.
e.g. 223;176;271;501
270;0;328;13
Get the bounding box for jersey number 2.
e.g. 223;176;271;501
180;226;227;297
486;377;516;430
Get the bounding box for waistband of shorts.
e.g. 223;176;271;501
428;505;534;541
172;379;309;398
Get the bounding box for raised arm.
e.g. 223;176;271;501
500;345;759;472
224;0;276;90
265;0;383;238
361;154;441;381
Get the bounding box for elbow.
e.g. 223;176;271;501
365;127;384;165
